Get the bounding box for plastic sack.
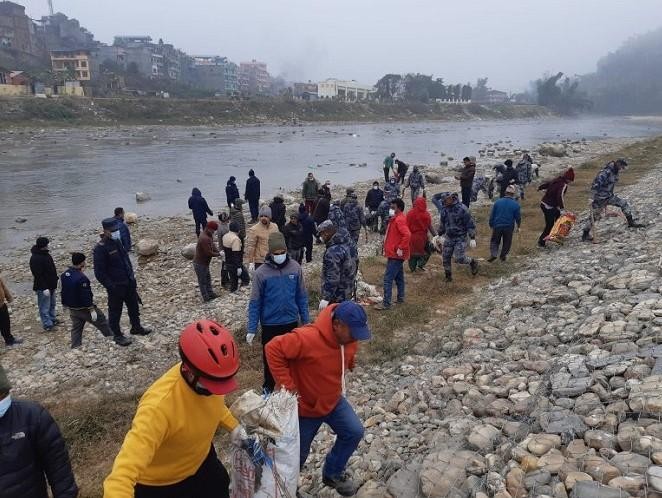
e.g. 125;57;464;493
545;211;576;244
230;389;299;498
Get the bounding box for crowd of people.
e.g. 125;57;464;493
0;151;646;498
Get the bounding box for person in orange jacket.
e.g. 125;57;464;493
376;198;411;310
265;301;371;497
103;320;248;498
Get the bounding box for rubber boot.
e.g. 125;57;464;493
581;229;591;242
445;271;452;282
626;215;645;228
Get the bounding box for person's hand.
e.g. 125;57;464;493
319;299;329;311
516;225;521;233
6;306;12;315
396;248;404;257
43;289;50;297
248;263;255;272
90;309;98;322
230;425;249;447
246;333;255;345
237;268;243;276
469;239;477;249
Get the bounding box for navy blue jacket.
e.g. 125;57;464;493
365;188;384;211
188;188;213;222
116;217;132;252
245;175;260;201
489;197;522;229
432;193;476;238
60;267;94;309
0;399;78;498
93;237;135;290
226;181;240;208
298;210;316;239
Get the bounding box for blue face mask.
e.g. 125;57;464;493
0;395;11;418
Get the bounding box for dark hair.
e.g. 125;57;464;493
463;157;470;162
71;252;86;265
372;181;379;186
248;169;255;176
114;207;124;216
36;236;49;249
391;198;405;212
505;159;513;166
229;221;240;233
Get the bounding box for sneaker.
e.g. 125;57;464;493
114;335;133;346
445;271;453;282
130;326;152;336
581;229;592;242
374;304;391;311
52;319;61;326
470;260;479;276
322;474;359;497
487;256;497;262
43;326;55;332
500;256;507;262
5;338;23;347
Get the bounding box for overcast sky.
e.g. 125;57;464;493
20;0;662;91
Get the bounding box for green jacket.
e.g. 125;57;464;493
302;178;320;200
384;156;394;169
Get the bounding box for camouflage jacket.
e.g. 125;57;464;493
384;181;400;202
431;193;476;239
328;203;346;229
406;169;426;190
342;199;366;232
591;162;619;200
321;228;358;302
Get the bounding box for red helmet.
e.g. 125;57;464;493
178;320;240;395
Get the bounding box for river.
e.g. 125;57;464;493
2;116;662;252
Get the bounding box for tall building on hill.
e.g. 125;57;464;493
239;59;270;96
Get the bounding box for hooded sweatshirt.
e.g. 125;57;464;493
407;197;432;256
188;188;213;222
29;245;58;291
225;178;240;208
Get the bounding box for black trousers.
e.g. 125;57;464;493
539;204;561;246
490;227;514;259
248;198;260;220
383;167;390;183
107;282;141;335
461;185;472;208
304;236;314;263
0;304;14;344
135;446;230;498
226;262;250;292
194;218;207;237
262;322;298;392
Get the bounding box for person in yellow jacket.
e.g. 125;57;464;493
246;205;279;270
104;320;247;498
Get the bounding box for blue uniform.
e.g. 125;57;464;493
116;217;132;252
432;193;477;272
321;228;358;303
60;267;94;309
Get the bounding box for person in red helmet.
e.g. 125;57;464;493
103;320;247;498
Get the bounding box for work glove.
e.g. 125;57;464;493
230;425;249;447
396;248;404;257
319;299;329;311
237;268;243;276
469;239;477;249
90;309;98;322
246;333;255;345
248;263;255;272
6;306;12;315
43;289;50;298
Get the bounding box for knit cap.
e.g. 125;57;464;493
259;206;272;218
268;232;286;253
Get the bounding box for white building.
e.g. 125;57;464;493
317;78;375;101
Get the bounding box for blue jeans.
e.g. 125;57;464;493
299;397;364;478
36;290;56;328
383;258;405;307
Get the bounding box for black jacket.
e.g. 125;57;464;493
0;399;78;498
298;211;316;239
29;246;58;291
270;198;287;231
60;267;94;309
226;181;240;208
365;188;385;211
188;188;213;222
313;197;330;224
245;175;260;201
93;237;135;291
283;222;305;250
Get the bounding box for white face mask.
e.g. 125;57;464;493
111;230;121;241
0;395;11;418
273;253;287;265
388;209;396;217
373;186;379;190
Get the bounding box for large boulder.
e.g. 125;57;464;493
124;212;138;224
181;243;196;260
136;239;159;257
425;172;444;184
539;143;567;157
135;192;152;202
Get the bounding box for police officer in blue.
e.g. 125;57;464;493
93;218;152;339
61;252;132;349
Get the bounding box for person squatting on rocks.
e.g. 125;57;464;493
582;158;645;241
61;252;132;348
318;220;359;311
383;152;396;182
537;167;575;247
376;198;411;311
0;273;21;347
225;176;240;209
265;301;371;497
246;206;279;271
488;185;521;262
104;321;248;498
221;221;250;293
29;236;60;331
269;195;287;232
298;203;316;263
302;172;320;214
247;231;310;392
188;187;214;237
404;165;426;205
407;197;435;273
432;192;479;282
328;199;347;230
283;211;305;264
458;157;476;208
515;153;533;200
193;220;221;302
0;364;79;498
342;190;366;244
114;207;132;252
395;158;408;185
94;218;152;337
244;169;261;223
365;181;384;232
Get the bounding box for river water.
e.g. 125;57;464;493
2;116;662;252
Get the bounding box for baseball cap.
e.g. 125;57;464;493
334;301;371;341
102;217;120;231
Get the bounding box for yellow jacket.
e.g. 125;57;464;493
245;221;279;264
103;364;238;497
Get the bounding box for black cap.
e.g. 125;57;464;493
102;217;120;231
